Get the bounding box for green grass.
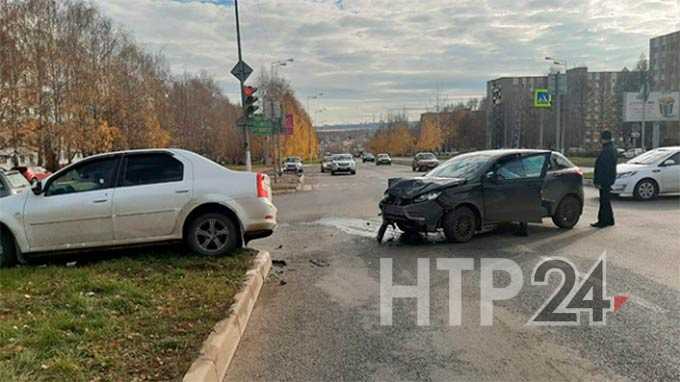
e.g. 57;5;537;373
0;247;254;381
567;156;597;167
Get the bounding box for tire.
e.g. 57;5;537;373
0;227;18;268
351;170;356;175
186;213;239;256
442;206;477;243
551;195;582;229
331;171;336;176
634;179;658;201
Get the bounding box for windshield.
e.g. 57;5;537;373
335;154;353;161
426;153;491;180
419;153;436;160
628;150;671;165
286;158;301;163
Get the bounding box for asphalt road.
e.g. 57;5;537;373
226;162;680;382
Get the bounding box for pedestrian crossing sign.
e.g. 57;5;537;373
534;88;551;108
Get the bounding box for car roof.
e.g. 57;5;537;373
465;149;552;158
78;148;185;161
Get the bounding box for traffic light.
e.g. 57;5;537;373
244;86;259;119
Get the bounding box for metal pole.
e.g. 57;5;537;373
539;108;544;148
234;0;252;171
555;71;561;152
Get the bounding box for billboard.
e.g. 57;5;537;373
624;91;679;122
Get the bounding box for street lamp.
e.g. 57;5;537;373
545;56;568;152
270;58;294;77
306;92;324;113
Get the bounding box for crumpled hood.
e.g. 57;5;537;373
386;176;466;199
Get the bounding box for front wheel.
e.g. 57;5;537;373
634;179;658;201
0;227;18;268
551;195;582;229
187;213;239;256
442;206;476;243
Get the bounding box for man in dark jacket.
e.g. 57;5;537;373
592;130;618;227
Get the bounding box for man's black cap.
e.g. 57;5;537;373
601;130;612;141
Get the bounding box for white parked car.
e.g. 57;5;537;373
330;154;356;175
611;147;680;200
0;149;277;267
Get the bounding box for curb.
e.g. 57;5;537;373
183;250;272;382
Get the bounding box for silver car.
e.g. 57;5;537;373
331;154;356;175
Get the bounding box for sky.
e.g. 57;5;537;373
92;0;680;125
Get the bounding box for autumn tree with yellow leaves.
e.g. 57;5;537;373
1;0;316;170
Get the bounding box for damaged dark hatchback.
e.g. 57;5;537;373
378;149;584;243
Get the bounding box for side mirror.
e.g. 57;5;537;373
32;180;43;195
661;159;676;167
484;171;498;183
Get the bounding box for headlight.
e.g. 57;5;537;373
413;191;441;203
616;171;637;179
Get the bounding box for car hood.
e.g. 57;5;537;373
617;163;648;173
386;176;466;199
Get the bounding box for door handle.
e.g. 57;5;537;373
92;199;108;204
175;190;190;194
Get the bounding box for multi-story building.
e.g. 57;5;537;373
650;30;680;92
649;30;679;146
487;68;644;151
486;75;552;149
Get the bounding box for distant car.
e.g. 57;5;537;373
623;148;645;159
0;149;277;267
282;157;304;175
331;154;356;175
363;153;375;163
412;152;440;172
378;149;583;243
0;170;31;198
376;153;392;166
321;155;334;173
611;146;680;200
13;166;51;185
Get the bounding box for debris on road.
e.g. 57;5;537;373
272;260;287;267
310;259;330;267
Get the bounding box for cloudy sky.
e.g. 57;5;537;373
93;0;680;125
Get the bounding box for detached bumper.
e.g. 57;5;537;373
380;200;443;231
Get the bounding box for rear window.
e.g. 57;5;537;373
6;172;30;188
123;154;183;186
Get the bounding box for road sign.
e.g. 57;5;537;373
248;114;275;136
534;88;552;108
231;60;253;83
283;113;294;135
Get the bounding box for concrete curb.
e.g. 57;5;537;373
183;250;272;382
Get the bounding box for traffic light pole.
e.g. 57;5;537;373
234;0;252;172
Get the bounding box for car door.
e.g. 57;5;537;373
23;155;120;251
112;152;193;241
657;152;680;193
483;153;550;223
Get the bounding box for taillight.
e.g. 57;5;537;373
257;173;270;198
574;167;584;177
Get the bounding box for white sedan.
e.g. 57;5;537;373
0;149;277;267
611;147;680;200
